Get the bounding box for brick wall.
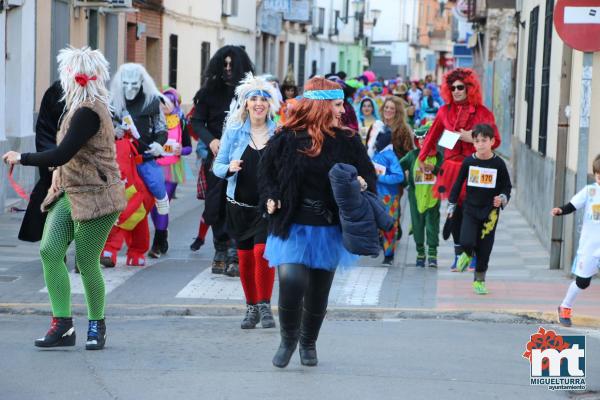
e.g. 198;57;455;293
126;1;163;86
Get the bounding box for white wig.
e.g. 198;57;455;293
110;63;163;114
57;46;111;110
224;73;280;131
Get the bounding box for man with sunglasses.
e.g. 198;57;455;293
416;68;501;271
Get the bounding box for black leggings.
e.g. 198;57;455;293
278;264;335;314
460;210;499;273
451;205;464;255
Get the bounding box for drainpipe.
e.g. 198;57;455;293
549;45;572;270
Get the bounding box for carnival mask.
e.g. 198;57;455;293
121;67;142;101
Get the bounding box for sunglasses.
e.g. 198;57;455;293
451;84;466;92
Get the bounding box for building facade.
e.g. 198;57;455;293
1;0;129;212
513;0;600;270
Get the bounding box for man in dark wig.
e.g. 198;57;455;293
191;45;254;276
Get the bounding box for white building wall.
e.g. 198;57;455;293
162;0;221;106
1;1;37;211
221;0;257;54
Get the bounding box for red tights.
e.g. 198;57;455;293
237;244;275;304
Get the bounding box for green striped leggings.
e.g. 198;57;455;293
40;194;118;320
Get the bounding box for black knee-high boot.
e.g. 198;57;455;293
272;306;302;368
299;309;326;366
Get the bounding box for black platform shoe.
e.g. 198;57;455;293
272;306;302;368
86;319;106;350
34;317;76;348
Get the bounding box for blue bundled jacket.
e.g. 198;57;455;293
329;163;394;256
371;144;405;196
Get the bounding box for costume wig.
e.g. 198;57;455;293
380;96;414;154
224;73;280;131
162;88;182;117
110;63;163;113
57;46;111;110
200;45;254;93
281;77;350;157
440;68;482;106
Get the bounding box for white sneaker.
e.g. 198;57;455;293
155;195;170;215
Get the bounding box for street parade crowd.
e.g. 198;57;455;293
2;45;599;368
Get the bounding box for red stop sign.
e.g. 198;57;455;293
554;0;600;52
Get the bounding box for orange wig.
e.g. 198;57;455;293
440;68;483;106
281;77;352;157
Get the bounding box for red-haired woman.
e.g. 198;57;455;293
417;68;501;270
259;77;377;368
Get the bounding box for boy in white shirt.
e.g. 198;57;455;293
553;154;600;326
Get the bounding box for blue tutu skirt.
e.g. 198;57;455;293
264;224;359;271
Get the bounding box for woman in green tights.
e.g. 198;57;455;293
3;46;126;350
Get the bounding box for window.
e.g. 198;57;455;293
201;42;211;85
538;0;554;156
168;34;178;88
331;62;336;74
298;44;306;87
88;9;98;49
343;0;349;22
311;60;317;77
51;0;70;82
525;6;539;148
288;42;295;69
319;8;325;31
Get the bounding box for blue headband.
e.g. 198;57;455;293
302;89;344;100
245;90;272;99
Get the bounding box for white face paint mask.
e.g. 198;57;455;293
121;68;142;101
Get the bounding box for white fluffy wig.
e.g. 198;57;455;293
57;46;111;110
224;72;280;131
110;63;163;114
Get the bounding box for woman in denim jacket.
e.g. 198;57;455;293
213;74;279;330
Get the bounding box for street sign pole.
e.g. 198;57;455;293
574;52;593;250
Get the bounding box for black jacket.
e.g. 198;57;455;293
259;128;377;239
329;163;394;256
18;81;65;242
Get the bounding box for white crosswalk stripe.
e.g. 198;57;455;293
39;259;389;305
330;267;389;306
176;268;245;300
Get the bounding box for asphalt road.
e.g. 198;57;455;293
2;314;599;400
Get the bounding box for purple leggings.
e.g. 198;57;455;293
151;181;177;230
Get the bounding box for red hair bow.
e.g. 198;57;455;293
74;73;97;87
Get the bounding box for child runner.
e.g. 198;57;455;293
370;126;405;265
447;123;512;294
400;121;443;268
553;154;600;326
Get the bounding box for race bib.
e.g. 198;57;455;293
414;169;436;185
162;138;179;156
591;203;600;222
467;166;497;188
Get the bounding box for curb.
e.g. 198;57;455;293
2;302;599;328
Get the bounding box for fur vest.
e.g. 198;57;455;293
42;101;126;221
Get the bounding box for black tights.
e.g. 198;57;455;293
451;205;464;255
277;264;335;314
